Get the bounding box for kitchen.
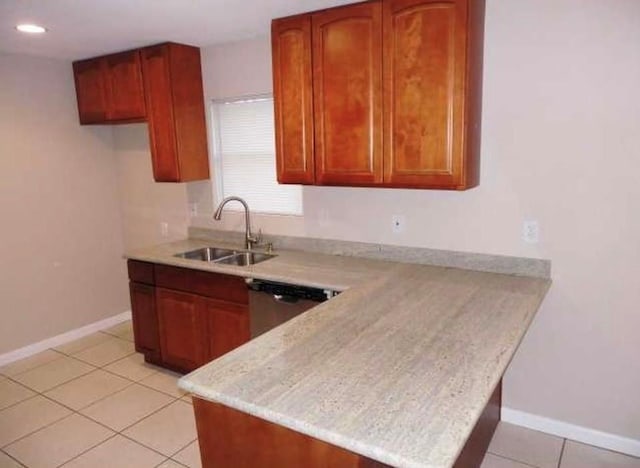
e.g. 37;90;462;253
1;1;639;467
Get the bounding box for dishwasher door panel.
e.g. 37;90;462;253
249;291;318;338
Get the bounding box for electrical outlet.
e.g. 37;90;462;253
522;220;539;244
189;203;198;217
161;222;169;238
391;215;406;234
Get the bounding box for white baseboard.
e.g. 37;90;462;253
0;310;132;367
502;406;640;458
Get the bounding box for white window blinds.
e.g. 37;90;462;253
211;96;302;216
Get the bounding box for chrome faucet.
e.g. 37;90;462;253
213;196;259;250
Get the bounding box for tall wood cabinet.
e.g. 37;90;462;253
141;43;209;182
127;260;250;374
272;0;485;190
272;16;315;184
72;43;209;183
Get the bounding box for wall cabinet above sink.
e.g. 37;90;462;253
272;0;485;190
72;42;209;183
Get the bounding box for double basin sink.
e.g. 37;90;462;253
174;247;275;266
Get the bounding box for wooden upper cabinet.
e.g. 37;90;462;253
271;0;484;190
312;2;383;186
72;42;209;183
272;15;315;184
73;58;109;124
383;0;482;189
141;43;210;182
105;50;146;121
73;52;146;124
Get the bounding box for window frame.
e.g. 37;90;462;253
208;93;303;217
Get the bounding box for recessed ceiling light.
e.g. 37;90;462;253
16;24;47;34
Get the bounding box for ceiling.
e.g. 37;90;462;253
0;0;354;60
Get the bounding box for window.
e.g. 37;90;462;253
210;95;302;216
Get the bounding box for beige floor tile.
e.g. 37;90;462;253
173;440;202;468
0;350;65;377
5;413;113;468
101;321;134;341
140;369;186;398
488;422;564;468
481;453;534;468
0;396;71;447
561;440;640;468
0;378;36;411
61;434;165;468
54;333;112;355
123;400;197;457
12;356;95;393
157;460;187;468
103;353;159;382
72;336;135;367
0;451;24;467
181;395;193;405
80;383;173;431
44;369;132;410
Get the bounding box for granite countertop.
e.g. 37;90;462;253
125;237;551;468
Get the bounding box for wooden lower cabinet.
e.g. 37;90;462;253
129;282;161;364
127;260;250;374
203;298;250;361
156;288;209;373
192;381;501;468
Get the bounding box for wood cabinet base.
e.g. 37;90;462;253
192;380;501;467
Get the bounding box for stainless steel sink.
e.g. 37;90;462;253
214;252;276;266
174;247;276;266
174;247;235;261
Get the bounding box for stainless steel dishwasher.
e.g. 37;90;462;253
247;279;338;338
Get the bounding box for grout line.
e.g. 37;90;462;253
168;437;198;459
0;350;67;379
557;438;567;468
168;459;190;467
2;332;202;467
1;447;27;467
117;431;187;463
1;401;73;450
117;394;184;434
486;452;539;468
52;432;120;468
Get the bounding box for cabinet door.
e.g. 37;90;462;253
203;299;250;361
73;58;109;124
129;282;161;363
141;45;180;182
272;15;315;184
105;50;146;121
156;288;207;372
383;0;477;188
141;43;209;183
312;2;383;185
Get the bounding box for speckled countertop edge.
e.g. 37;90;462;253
125;237;551;468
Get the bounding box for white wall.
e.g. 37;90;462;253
184;0;640;442
0;53;129;354
113;124;190;251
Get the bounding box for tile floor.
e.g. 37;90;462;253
0;320;638;468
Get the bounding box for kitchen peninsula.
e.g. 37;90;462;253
125;234;550;467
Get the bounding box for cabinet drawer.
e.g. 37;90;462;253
155;265;248;304
127;260;155;284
